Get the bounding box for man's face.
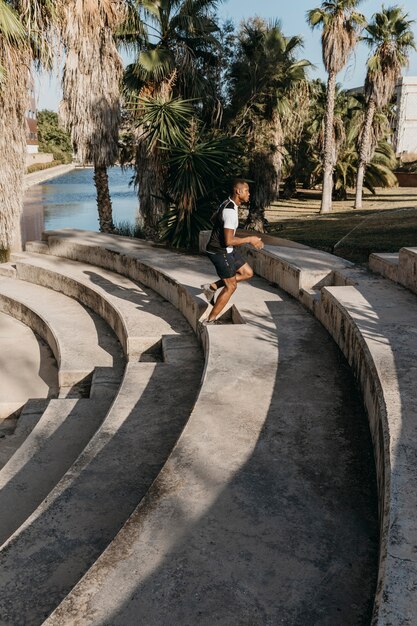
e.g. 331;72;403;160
238;184;250;203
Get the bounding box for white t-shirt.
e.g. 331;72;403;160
222;199;239;252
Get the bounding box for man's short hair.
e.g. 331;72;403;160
231;179;249;194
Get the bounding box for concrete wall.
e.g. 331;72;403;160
26;152;53;167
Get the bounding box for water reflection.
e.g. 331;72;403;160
22;166;139;244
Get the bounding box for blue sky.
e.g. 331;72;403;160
36;0;417;111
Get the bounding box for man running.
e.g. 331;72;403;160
201;180;264;324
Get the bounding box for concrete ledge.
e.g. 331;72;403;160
0;397;114;547
398;247;417;294
43;234;208;332
23;163;76;190
0;277;115;390
11;252;179;360
9;228;405;622
369;253;399;282
0;357;203;624
31;230;378;625
232;241;417;624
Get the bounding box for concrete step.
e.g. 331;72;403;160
317;278;417;624
398;247;417;294
35;232;377;626
369;252;399;282
39;230;210;329
0;277;118;392
0;310;58;419
46;280;378;626
0;348;203;624
25;241;50;255
0;397;114;547
0;263;16;278
0;399;49;469
11;251;190;360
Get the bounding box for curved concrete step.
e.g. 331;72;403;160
0;397;116;546
0;277;118;391
0;310;58;420
0;399;49;469
369;252;399;282
36;231;377;626
216;234;417;624
11;251;191;360
0;340;203;624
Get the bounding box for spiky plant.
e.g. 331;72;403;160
119;0;222;238
59;0;126;233
307;0;365;214
355;6;416;208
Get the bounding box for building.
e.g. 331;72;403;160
395;76;417;157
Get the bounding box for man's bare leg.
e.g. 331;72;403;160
208;276;237;321
208;262;253;292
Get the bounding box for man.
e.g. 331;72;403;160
201;180;264;324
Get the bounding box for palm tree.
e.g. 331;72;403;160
307;0;365;214
59;0;126;233
0;0;55;261
354;6;416;209
119;0;221;238
227;18;310;230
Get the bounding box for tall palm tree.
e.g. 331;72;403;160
59;0;126;233
307;0;365;214
0;0;55;261
227;18;310;230
119;0;221;238
354;6;416;209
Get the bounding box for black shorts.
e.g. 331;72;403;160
206;249;246;279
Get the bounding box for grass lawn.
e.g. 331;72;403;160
264;187;417;263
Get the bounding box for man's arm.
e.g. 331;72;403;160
224;228;264;250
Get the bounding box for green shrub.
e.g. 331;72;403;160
113;220;144;239
27;160;63;174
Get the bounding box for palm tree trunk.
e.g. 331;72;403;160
355;99;376;209
0;56;29;260
271;111;283;200
320;70;337;215
135;142;168;239
93;164;114;232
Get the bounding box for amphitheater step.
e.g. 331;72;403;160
0;263;16;278
0;310;58;419
0;276;122;392
0;397;115;547
34;232;377;626
0;399;49;469
318;276;417;623
11;251;190;359
369;251;399;282
398;247;417;294
0;348;203;624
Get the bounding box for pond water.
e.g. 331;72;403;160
22;166;139;244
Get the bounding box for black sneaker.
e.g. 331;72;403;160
201;283;216;305
201;318;218;326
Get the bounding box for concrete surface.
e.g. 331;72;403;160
22;230;378;626
0;294;204;625
24;163;76;190
369;252;399;282
11;251;191;359
0;277;117;390
0;311;58;420
35;228;417;623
